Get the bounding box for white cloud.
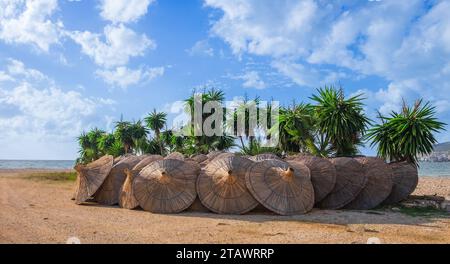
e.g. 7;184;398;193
69;24;155;68
0;71;14;82
187;40;214;57
100;0;154;24
96;66;164;89
205;0;450;117
0;0;62;52
238;71;265;89
6;59;48;81
0;60;115;150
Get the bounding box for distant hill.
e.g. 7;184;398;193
433;142;450;152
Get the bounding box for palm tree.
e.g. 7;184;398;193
367;100;446;165
144;109;167;154
271;103;315;154
311;86;370;157
76;128;105;163
184;88;233;154
97;133;116;155
114;120;148;154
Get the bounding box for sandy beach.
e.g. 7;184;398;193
0;169;449;244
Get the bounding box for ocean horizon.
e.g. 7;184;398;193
1;159;450;177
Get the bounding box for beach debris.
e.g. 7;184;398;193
441;197;450;212
318;157;368;209
249;153;282;162
400;195;446;210
133;159;200;213
197;156;258;214
345;157;393;210
73;155;114;204
165;152;185;161
94;155;144;205
119;155;163;210
383;162;418;205
291;156;336;204
245;159;314;215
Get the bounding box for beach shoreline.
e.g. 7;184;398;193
1;169;449;244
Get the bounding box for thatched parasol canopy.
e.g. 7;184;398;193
197;156;258;214
207;151;225;160
245;159;314;215
133;159;200;213
249;153;281;162
119;155;163;209
383;162;418;205
318;157;368;209
291;156;336;204
344;157;393;210
133;155;164;171
165;152;184;160
73;155;114;204
191;154;208;163
94;155;144;205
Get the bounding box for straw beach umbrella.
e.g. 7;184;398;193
345;157;393;210
291;156;336;204
73;155;114;205
197;156;258;214
94;155;144;205
318;157;368;209
245;159;314;215
165;152;184;160
191;154;208;163
249;153;281;162
207;151;225;160
119;155;163;209
133;159;200;213
383;162;418;205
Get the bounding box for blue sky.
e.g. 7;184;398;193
0;0;449;160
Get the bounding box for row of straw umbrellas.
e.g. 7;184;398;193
73;151;418;215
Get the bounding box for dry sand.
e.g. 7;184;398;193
0;169;449;244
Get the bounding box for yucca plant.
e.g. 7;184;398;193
367;100;446;166
311;86;370;157
144;109;167;154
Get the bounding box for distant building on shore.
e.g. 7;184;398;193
419;142;450;162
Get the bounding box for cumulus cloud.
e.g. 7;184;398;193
238;71;266;89
96;66;164;89
0;0;62;52
100;0;154;24
205;0;450;118
187;40;214;57
0;59;115;142
69;24;155;68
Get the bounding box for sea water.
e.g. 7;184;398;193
0;160;75;170
0;160;449;176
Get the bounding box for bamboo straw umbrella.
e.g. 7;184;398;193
345;157;393;210
119;155;163;209
165;152;184;160
383;162;418;205
73;155;114;205
290;156;336;204
207;151;225;160
133;159;200;213
191;154;208;163
250;153;281;162
318;157;368;209
94;155;144;205
197;156;258;214
245;159;314;215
